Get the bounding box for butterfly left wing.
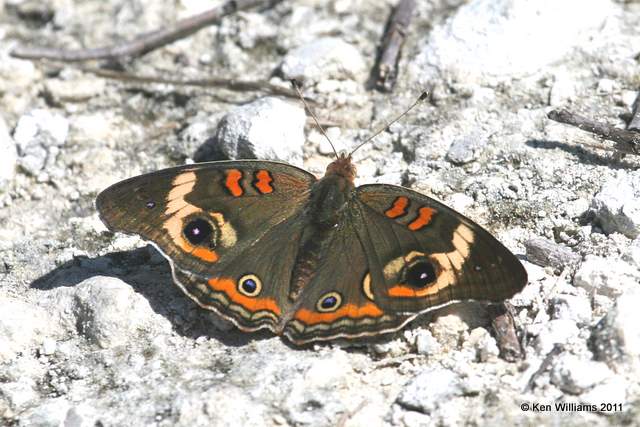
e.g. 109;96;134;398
281;183;527;345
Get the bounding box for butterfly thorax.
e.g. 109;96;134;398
285;156;357;306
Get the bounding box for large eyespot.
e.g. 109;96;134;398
316;292;342;312
405;259;438;288
238;274;262;297
183;218;214;246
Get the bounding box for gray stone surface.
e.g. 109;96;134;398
591;288;640;370
214;97;305;166
1;0;639;425
414;329;441;357
591;173;640;239
13;109;69;176
574;255;640;297
525;237;582;270
410;0;612;83
550;293;592;325
0;296;60;363
445;132;487;165
279;37;366;84
49;276;172;349
550;354;612;395
396;367;464;414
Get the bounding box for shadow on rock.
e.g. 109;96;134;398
30;245;271;347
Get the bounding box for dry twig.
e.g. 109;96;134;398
370;0;416;92
547;108;640;155
83;67;300;99
628;91;640;131
11;0;280;62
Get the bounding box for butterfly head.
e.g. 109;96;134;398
325;153;356;183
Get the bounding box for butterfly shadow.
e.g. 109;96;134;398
30;244;275;347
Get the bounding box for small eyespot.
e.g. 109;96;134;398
238;274;262;297
146;201;156;209
316;292;342;312
406;260;437;288
183;218;213;245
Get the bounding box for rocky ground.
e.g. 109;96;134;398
1;0;640;426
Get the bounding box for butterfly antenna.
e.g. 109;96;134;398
291;80;339;159
349;91;428;157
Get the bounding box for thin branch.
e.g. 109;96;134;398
628;90;640;131
82;67;301;99
370;0;416;92
11;0;280;62
547;108;640;155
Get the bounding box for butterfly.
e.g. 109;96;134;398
96;93;527;345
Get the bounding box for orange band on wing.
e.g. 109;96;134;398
225;169;244;197
294;302;383;325
385;196;409;218
174;238;219;263
254;170;274;194
408;207;436;231
192;247;219;262
388;284;440;297
208;278;281;315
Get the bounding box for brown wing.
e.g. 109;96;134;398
281;210;411;345
353;184;527;313
97;160;316;332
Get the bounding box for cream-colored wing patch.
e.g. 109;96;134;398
384;224;475;298
161;171;237;262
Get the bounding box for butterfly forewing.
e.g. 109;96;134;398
354;184;527;314
97;161;316;275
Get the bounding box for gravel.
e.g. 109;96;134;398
1;0;639;425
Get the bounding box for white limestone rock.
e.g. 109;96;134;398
550;354;612;394
0;114;17;187
591;288;640;370
591;173;640;239
410;0;613;83
214;97;305;166
396;367;464;414
13;109;69;176
574;255;640;298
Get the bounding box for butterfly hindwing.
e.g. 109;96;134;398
170;209;307;333
282;210;411;344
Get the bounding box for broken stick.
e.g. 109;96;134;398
11;0;280;62
370;0;416;92
547;108;640;155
